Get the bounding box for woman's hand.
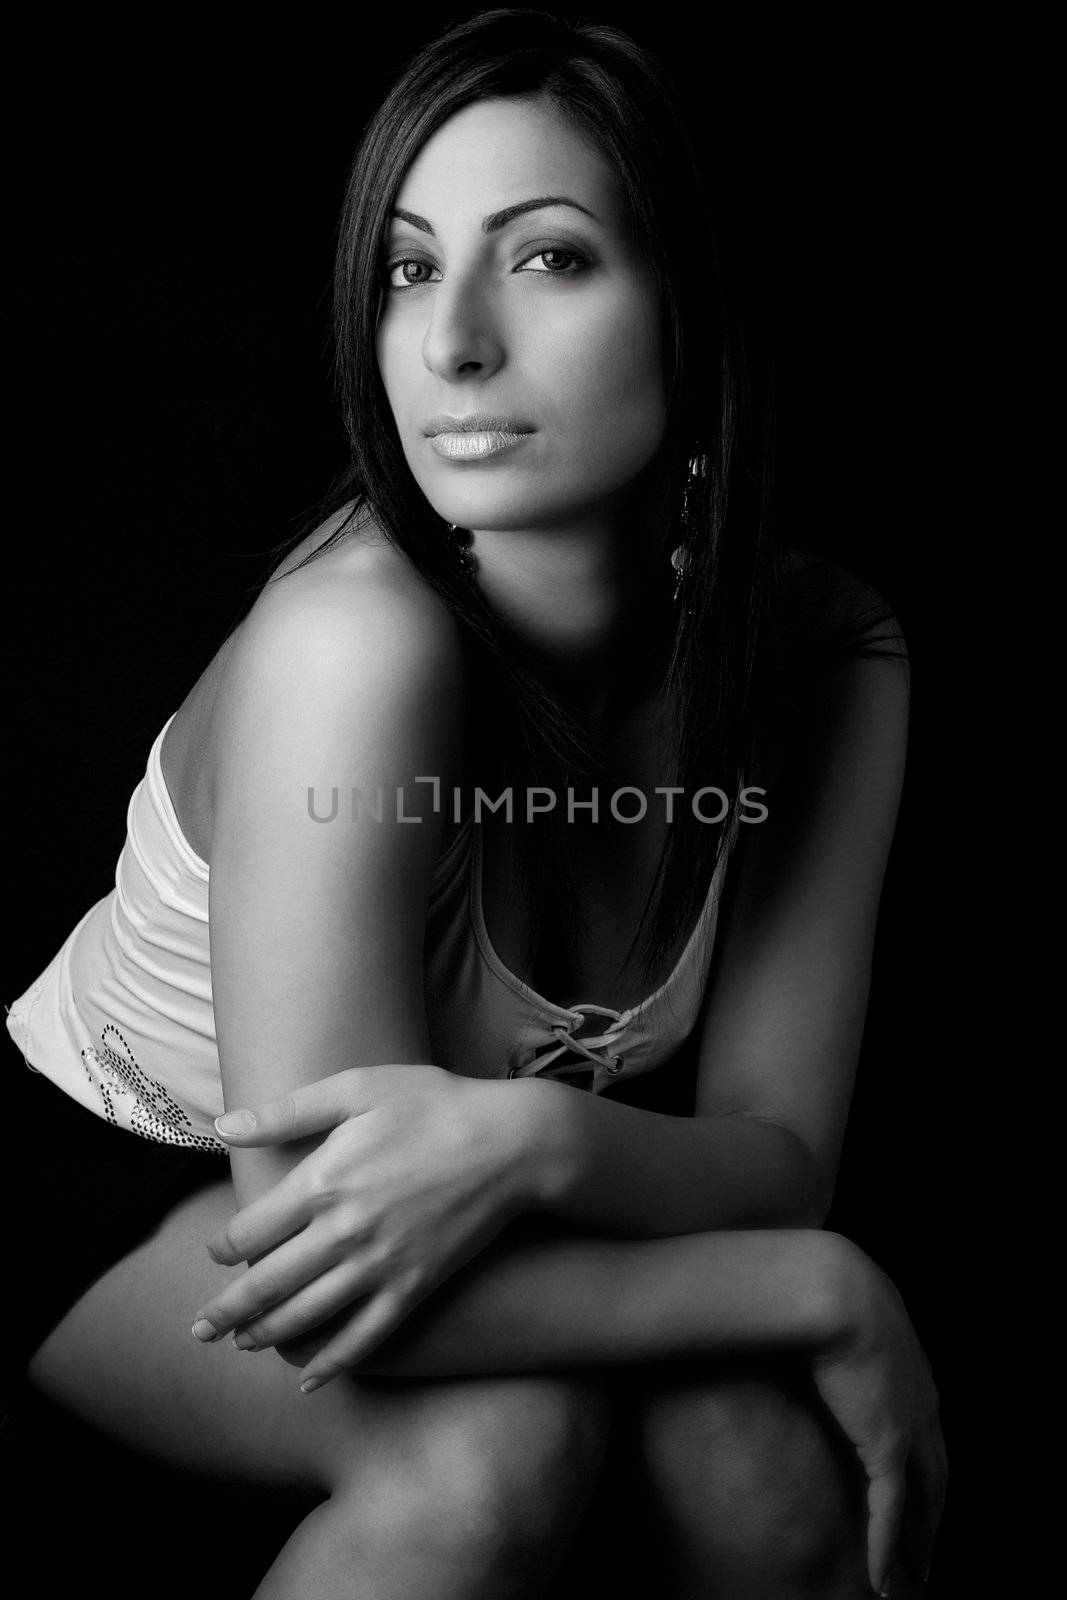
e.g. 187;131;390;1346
191;1064;542;1377
810;1236;948;1597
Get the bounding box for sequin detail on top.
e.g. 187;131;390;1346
82;1023;226;1154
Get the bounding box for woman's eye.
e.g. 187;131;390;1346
382;257;439;291
516;247;589;276
381;246;589;292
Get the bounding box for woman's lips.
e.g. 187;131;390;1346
428;430;533;461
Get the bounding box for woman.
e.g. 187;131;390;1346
6;9;945;1598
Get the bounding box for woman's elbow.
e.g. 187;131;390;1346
768;1128;834;1229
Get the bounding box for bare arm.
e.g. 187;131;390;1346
207;554;465;1217
301;1222;842;1381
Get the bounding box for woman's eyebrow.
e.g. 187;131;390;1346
389;196;600;235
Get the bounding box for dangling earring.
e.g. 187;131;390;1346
670;450;703;606
670;542;690;603
447;523;478;581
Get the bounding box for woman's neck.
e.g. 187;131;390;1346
468;512;672;728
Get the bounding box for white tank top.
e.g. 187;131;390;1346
6;713;734;1148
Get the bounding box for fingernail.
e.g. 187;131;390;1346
300;1376;323;1394
191;1319;220;1342
215;1110;256;1136
232;1332;257;1351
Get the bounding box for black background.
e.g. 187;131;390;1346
5;6;987;1593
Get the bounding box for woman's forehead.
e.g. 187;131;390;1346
394;96;625;227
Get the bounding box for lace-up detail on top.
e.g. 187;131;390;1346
424;814;737;1095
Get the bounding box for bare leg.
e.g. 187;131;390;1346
26;1178;612;1599
630;1357;872;1599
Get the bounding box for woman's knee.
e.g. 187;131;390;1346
331;1374;612;1568
633;1360;865;1585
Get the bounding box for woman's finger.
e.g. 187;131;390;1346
212;1068;376;1147
192;1215;343;1339
236;1256;379;1350
905;1418;949;1582
296;1288;413;1392
865;1461;906;1598
206;1153;336;1265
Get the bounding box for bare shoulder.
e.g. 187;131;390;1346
778;545;908;663
228;514;464;699
754;547;909;792
162;507;466;862
216;515;465;771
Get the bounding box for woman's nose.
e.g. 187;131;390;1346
421;275;504;382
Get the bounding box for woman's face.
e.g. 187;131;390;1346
375;95;668;536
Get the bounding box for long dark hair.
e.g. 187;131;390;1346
242;8;901;1000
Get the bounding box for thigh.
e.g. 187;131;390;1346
25;1176;608;1500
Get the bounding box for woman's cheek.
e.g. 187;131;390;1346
568;297;663;413
585;327;667;474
